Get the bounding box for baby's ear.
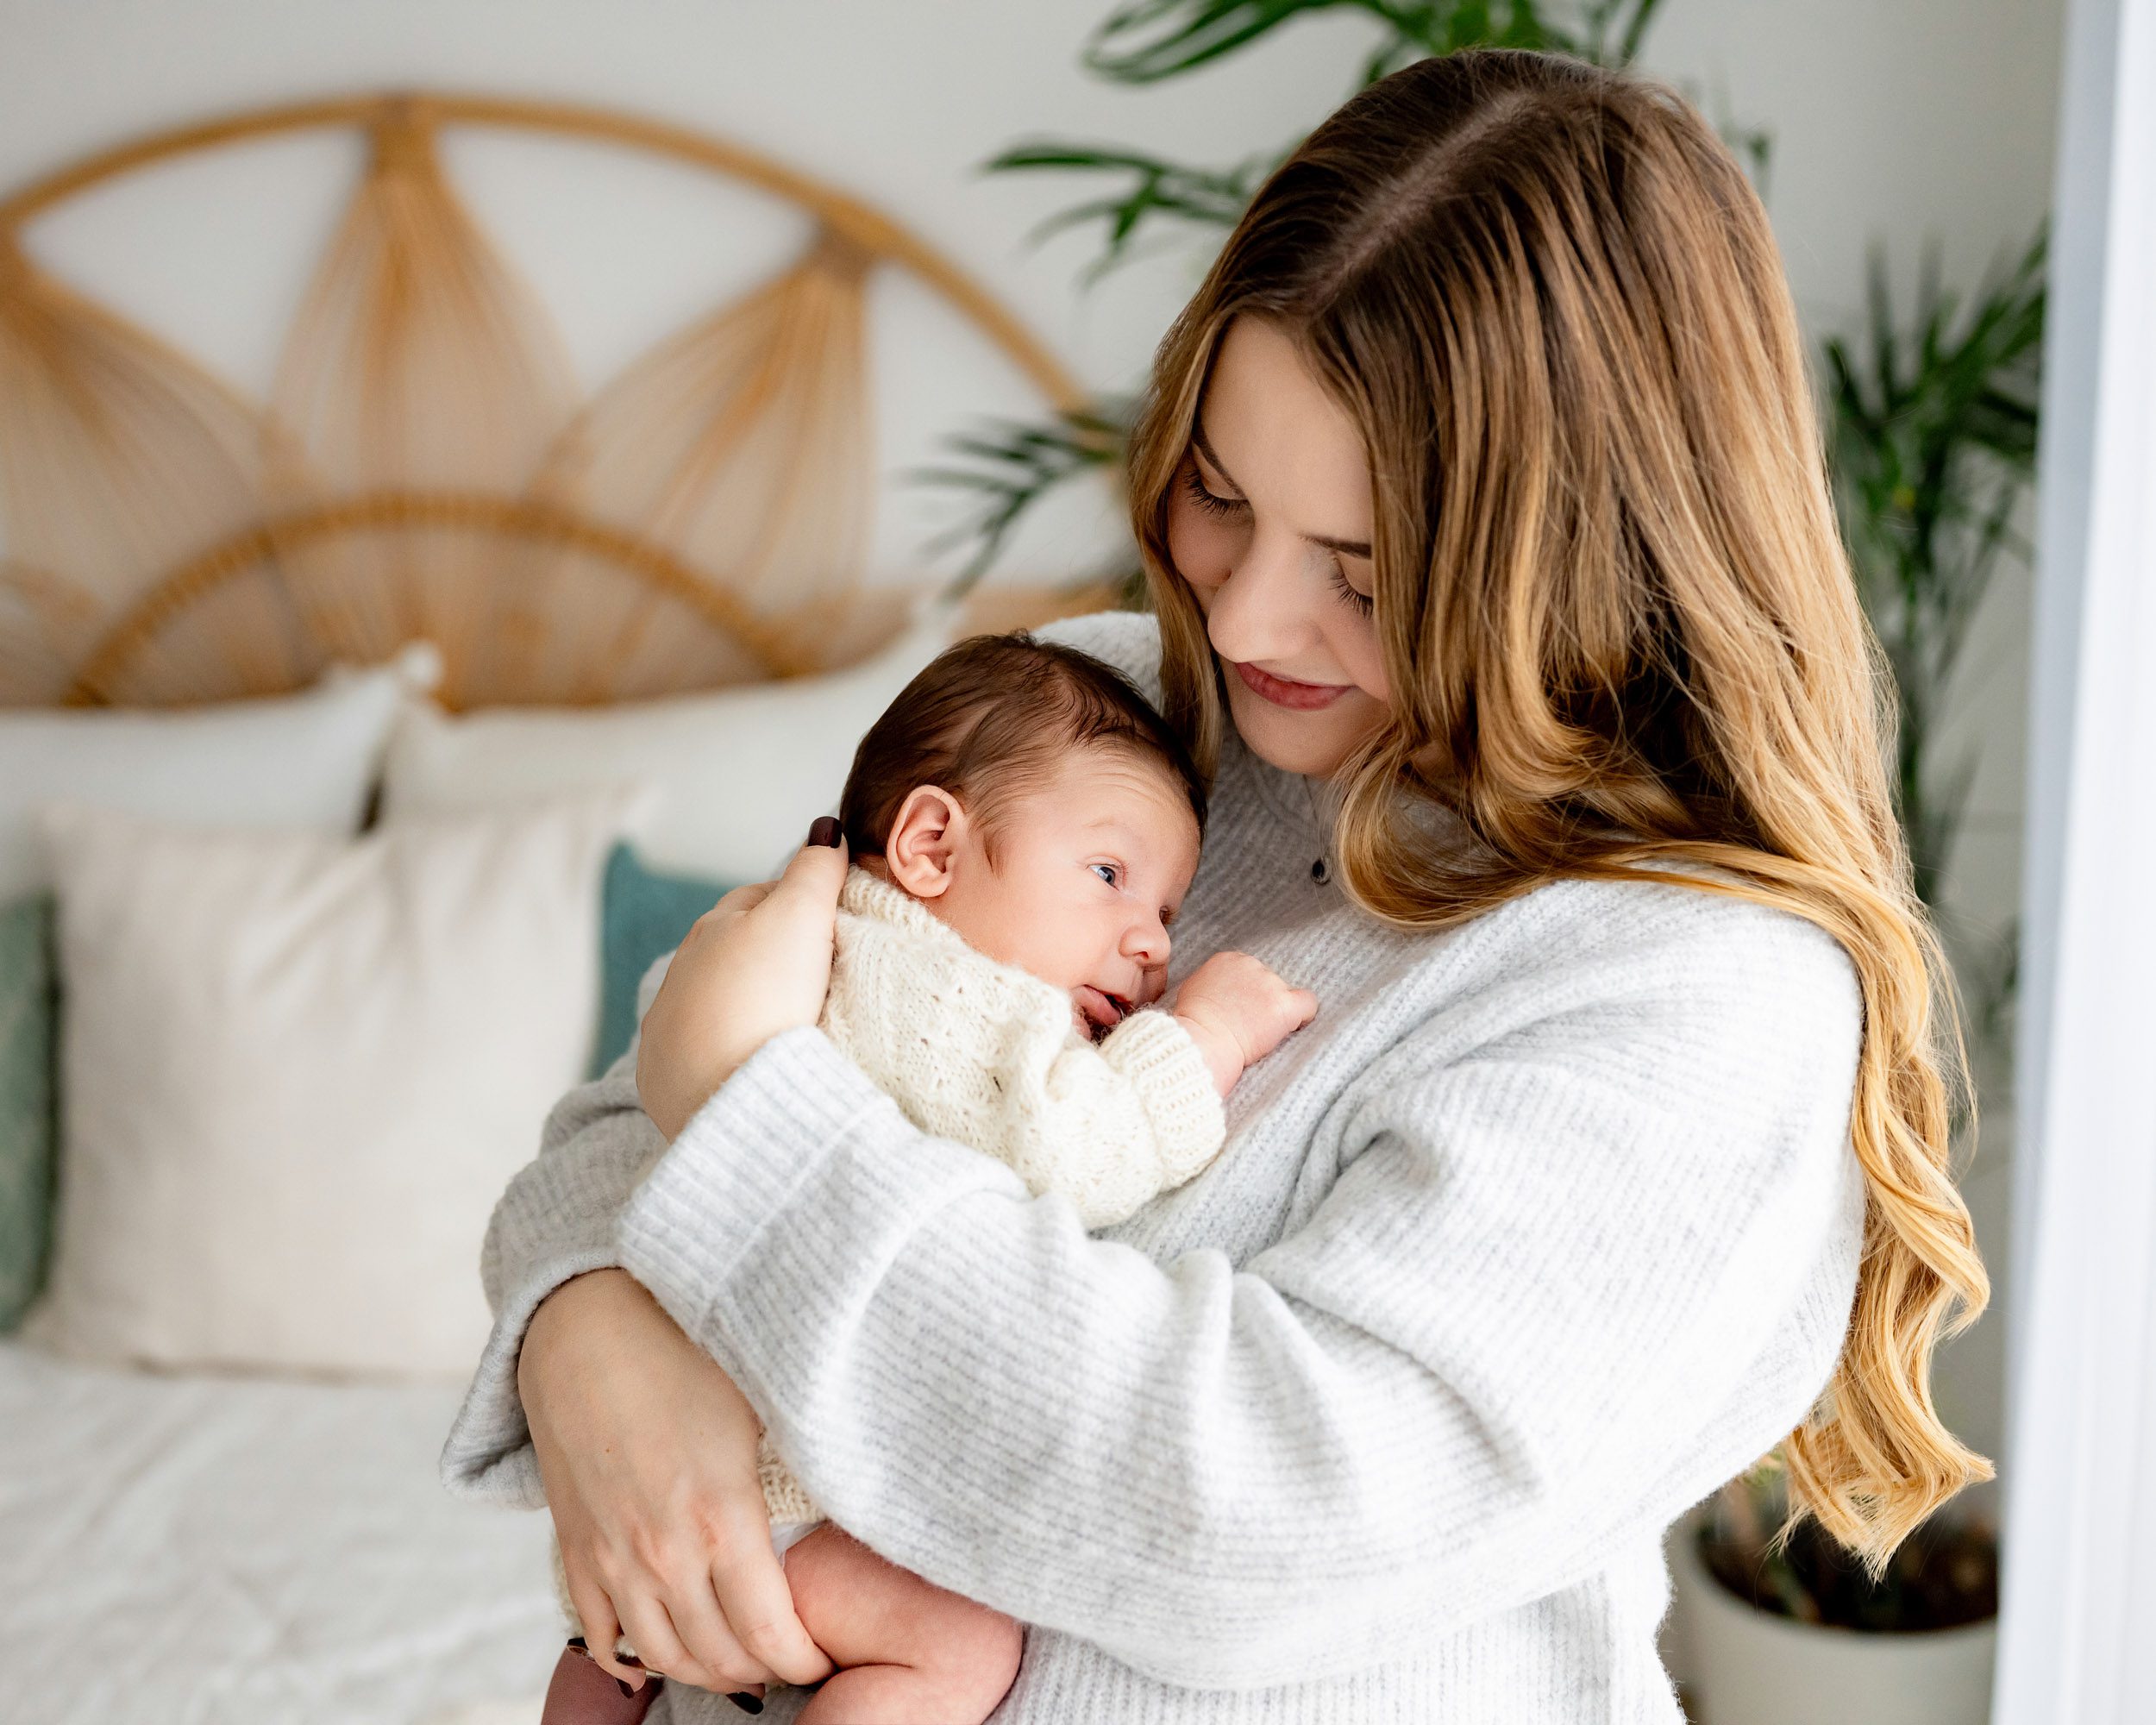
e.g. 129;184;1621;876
884;783;967;898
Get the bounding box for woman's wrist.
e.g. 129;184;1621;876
518;1267;643;1419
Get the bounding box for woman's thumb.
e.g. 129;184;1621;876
771;815;849;901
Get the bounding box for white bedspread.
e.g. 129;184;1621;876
0;1339;559;1724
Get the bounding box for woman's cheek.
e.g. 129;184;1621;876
1339;621;1390;707
1165;505;1232;602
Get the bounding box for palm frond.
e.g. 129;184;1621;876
990;2;1672;280
1826;228;2046;915
911;402;1136;596
1085;0;1366;84
987;141;1271;281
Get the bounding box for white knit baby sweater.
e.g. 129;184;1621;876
753;865;1225;1524
444;612;1868;1725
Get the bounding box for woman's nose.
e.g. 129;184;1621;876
1204;531;1319;665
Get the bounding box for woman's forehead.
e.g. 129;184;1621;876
1202;317;1373;542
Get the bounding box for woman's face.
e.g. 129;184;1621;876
1164;315;1391;779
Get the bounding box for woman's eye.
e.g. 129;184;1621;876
1181;463;1245;520
1329;557;1376;617
1091;862;1120;887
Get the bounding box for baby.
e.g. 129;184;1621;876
543;632;1315;1725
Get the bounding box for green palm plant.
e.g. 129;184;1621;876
988;1;1681;285
911;399;1133;589
1701;240;2041;1622
1824;235;2045;930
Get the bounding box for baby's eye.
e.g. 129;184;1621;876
1091;862;1120;887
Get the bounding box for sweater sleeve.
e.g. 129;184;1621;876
438;956;675;1509
610;894;1867;1690
988;1007;1226;1228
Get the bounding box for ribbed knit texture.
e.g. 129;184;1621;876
443;612;1868;1724
756;863;1225;1526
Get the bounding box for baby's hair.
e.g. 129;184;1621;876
839;631;1207;860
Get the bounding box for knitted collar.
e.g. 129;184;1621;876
837;864;1096;1032
839;864;958;940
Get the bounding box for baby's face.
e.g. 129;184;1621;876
932;748;1201;1038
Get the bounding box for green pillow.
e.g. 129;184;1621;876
0;895;58;1331
591;844;736;1079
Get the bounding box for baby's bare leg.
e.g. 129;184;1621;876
784;1523;1022;1725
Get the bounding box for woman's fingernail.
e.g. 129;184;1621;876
726;1694;765;1715
808;815;841;848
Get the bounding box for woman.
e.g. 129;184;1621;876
442;48;1989;1723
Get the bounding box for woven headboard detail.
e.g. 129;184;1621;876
0;94;1093;709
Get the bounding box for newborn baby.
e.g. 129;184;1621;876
544;631;1315;1725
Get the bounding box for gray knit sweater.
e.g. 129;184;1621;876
441;612;1867;1725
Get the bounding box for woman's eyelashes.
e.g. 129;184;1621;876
1185;455;1374;616
1329;558;1376;616
1181;463;1244;519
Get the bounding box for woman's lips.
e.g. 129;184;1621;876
1232;659;1353;711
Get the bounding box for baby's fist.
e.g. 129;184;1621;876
1174;951;1318;1095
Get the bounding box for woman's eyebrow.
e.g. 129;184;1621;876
1193;416;1373;559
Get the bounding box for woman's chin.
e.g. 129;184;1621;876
1225;680;1375;779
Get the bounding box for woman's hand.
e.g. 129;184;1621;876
637;821;849;1140
521;1267;837;1696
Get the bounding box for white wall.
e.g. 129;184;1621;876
0;0;2061;1459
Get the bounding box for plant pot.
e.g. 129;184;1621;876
1669;1514;1996;1725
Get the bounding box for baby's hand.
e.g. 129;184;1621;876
1173;951;1317;1097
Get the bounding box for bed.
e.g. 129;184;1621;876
0;90;1112;1722
0;1338;558;1723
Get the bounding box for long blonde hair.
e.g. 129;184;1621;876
1127;48;1989;1570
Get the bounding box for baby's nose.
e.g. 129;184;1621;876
1126;912;1171;964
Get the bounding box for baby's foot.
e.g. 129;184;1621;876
538;1638;662;1725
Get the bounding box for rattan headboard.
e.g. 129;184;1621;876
0;92;1105;710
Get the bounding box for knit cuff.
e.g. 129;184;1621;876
615;1026;889;1331
438;1241;626;1510
1101;1008;1227;1185
757;1427;824;1527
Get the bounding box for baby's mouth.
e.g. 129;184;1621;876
1075;985;1131;1040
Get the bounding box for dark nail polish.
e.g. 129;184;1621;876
567;1636;588;1653
808;815;841;848
727;1693;765;1715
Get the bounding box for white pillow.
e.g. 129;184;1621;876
381;604;955;879
0;649;430;900
23;790;642;1380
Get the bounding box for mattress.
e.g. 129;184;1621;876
0;1338;559;1724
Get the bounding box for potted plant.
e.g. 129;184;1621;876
1669;241;2039;1724
1671;1469;1998;1725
